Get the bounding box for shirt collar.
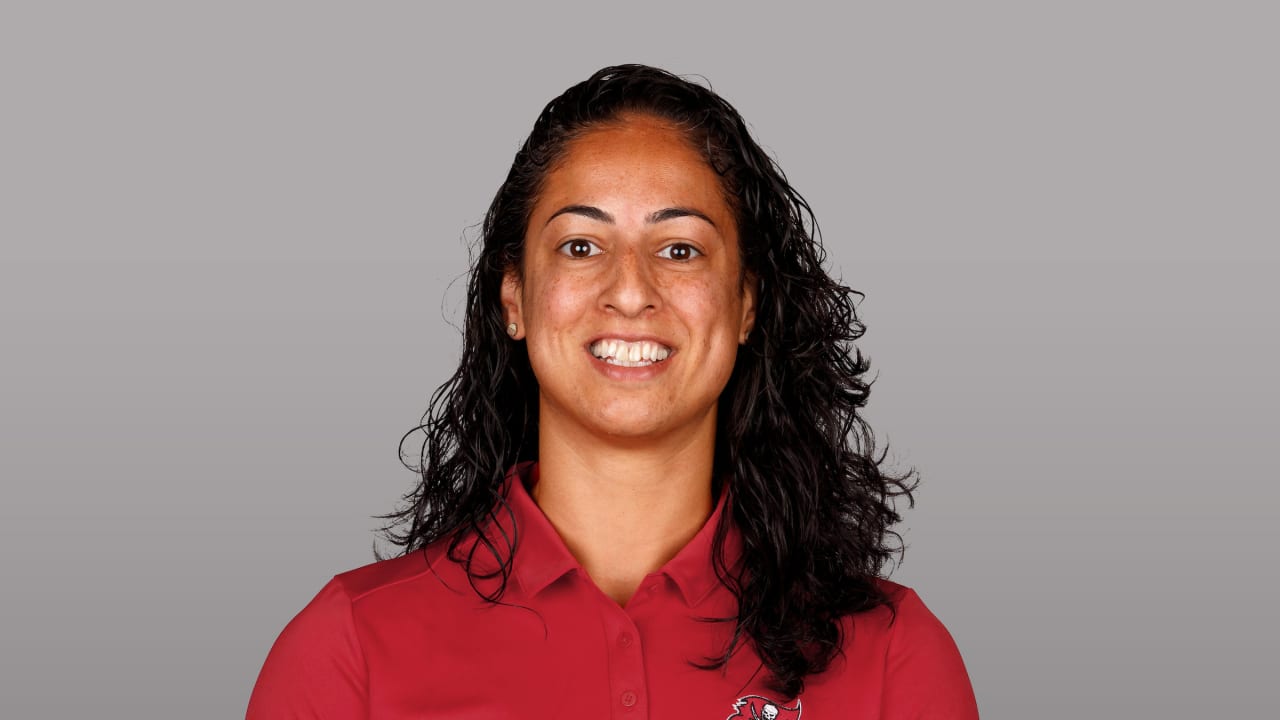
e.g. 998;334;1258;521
501;461;580;597
496;461;743;608
657;469;742;607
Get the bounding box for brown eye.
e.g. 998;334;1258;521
558;239;601;258
657;243;701;261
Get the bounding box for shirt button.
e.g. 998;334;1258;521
618;632;633;648
620;690;638;707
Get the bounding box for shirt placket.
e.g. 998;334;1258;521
599;576;663;719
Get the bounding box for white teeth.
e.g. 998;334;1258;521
589;338;673;366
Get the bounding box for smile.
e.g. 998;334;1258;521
588;338;672;367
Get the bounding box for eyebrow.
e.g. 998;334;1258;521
544;204;717;229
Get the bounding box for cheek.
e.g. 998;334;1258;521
526;275;592;344
701;277;745;327
673;278;743;351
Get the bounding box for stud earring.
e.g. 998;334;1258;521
507;322;518;337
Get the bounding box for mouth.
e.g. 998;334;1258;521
587;338;674;368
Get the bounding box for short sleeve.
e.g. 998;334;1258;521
246;577;369;719
880;588;980;719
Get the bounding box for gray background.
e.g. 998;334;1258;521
2;1;1276;717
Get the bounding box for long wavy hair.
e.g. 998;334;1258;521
384;64;918;699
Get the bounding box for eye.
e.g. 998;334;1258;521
657;242;702;262
557;238;602;259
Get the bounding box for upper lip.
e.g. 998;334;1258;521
585;333;676;350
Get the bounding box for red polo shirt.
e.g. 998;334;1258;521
248;462;978;718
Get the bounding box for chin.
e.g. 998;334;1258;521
588;403;715;444
590;411;667;439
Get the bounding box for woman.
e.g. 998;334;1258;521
248;64;978;718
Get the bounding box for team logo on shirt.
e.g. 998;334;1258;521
726;695;802;720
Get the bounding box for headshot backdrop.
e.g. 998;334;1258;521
2;2;1276;718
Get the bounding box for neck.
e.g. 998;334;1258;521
531;405;717;606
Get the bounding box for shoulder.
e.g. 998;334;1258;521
861;577;966;661
247;545;471;718
273;534;504;638
266;548;455;643
333;547;445;602
864;578;980;718
842;577;933;635
870;577;948;632
325;541;496;625
247;575;370;717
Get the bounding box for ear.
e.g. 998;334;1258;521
501;269;526;340
739;272;758;344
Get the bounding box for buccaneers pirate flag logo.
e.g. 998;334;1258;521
726;695;802;720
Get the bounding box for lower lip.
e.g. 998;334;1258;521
586;348;675;381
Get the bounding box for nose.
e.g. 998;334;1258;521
600;245;659;318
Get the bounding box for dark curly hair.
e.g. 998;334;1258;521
384;64;918;699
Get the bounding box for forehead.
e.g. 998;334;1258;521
530;116;734;225
561;115;701;166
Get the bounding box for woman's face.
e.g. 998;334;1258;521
502;115;756;444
